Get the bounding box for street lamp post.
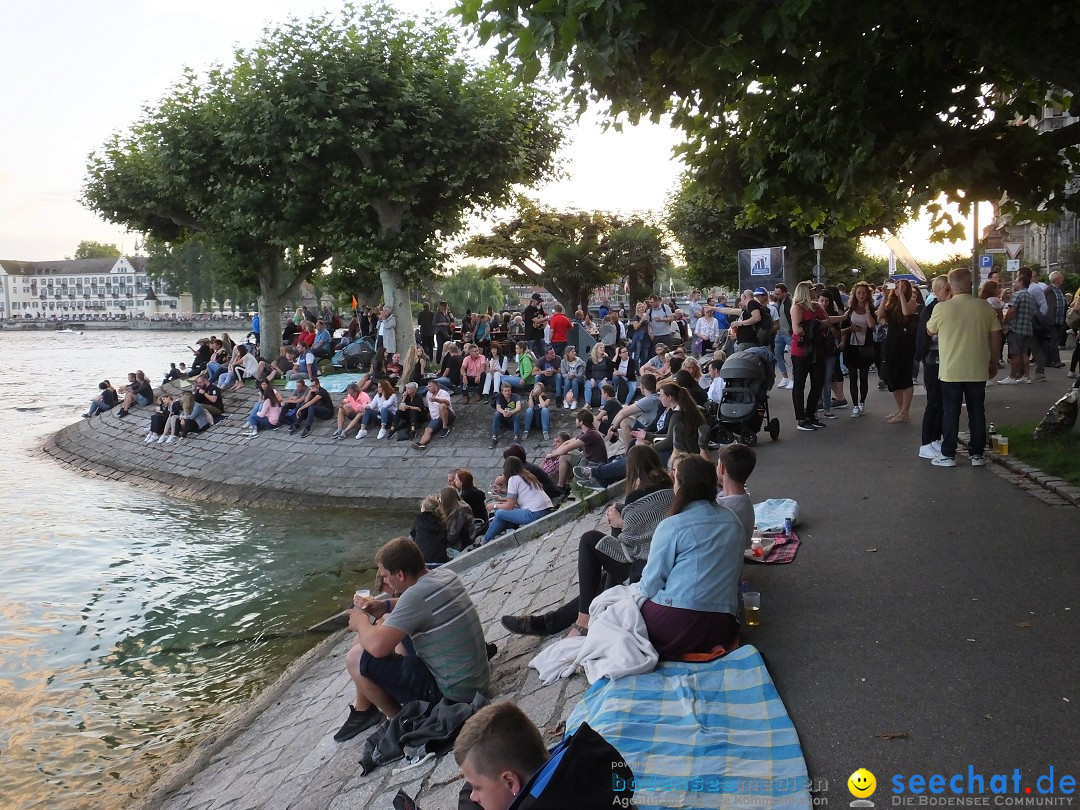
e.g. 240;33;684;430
812;233;825;284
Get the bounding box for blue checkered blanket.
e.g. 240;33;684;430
565;645;811;810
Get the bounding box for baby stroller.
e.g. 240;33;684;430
335;336;376;372
703;348;780;447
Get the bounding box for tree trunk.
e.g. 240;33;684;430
259;276;284;360
381;267;416;378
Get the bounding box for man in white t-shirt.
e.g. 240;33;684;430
411;380;454;450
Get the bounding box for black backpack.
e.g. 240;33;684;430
755;307;776;346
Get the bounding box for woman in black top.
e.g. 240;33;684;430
409;495;448;564
584;343;614;407
451;468;489;534
501;444;674;637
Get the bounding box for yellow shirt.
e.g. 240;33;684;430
927;294;1002;382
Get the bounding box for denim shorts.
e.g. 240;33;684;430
358;646;442;706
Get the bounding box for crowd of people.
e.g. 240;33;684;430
75;275;1080;805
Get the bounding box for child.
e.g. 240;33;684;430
597;384;621;433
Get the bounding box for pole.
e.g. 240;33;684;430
971;201;980;293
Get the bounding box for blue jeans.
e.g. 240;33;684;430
483;507;551;543
491;411;523;437
247;414;276;430
87;399;110;417
501;375;526;389
361;406;394;427
434;376;457;392
524;406;549;433
556;374;580;400
584;378;606;407
592;448;671;486
616;379;637;405
630;335;649;366
821;355;837;410
940;381;986;459
774;332;792;376
207;361;224;380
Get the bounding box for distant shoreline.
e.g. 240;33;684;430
1;319;251;332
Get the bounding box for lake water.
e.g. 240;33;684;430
0;331;410;810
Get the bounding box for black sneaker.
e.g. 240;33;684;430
501;614;549;636
796;420;817;431
288;424;300;434
333;704;382;742
118;409;129;418
438;426;453;439
809;418;826;429
490;436;498;448
301;426;311;438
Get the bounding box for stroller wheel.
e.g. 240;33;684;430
739;433;758;447
768;418;780;441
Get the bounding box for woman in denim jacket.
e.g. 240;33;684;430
638;455;744;658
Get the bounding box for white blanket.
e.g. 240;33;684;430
528;584;659;686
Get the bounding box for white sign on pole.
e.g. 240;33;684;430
1005;242;1023;259
1006;259;1020;273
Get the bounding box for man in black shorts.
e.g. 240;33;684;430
334;538;490;741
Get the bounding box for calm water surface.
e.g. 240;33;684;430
0;331;409;810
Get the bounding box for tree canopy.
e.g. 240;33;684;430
439;265;507;316
459;0;1080;238
667;175;882;290
462;196;623;309
84;2;561;357
71;241;121;260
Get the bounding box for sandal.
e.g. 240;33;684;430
566;622;589;638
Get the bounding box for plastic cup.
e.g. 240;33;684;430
999;437;1009;456
355;588;371;600
991;435;1002;452
742;592;761;627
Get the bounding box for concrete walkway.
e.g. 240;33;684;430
144;369;1080;809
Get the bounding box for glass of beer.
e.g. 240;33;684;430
742;591;761;627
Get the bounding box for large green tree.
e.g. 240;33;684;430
144;235;258;314
459;0;1080;237
70;241;121;260
462;196;623;310
602;223;670;306
439;265;507;316
667;176;881;290
84;3;561;358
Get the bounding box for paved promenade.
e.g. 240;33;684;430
141;370;1079;809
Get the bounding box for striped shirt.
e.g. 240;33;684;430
384;568;490;702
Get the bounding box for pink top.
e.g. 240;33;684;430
258;400;282;425
344;392;371;411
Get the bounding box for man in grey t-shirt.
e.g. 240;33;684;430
333;538;489;742
713;443;757;548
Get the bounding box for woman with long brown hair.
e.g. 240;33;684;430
841;281;878;416
634;381;704;468
638;455;746;659
876;279;921;422
481;457;553;543
502;444;674;638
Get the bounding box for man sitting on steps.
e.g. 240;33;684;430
333;538;490;742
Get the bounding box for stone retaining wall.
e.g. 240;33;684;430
42;384;593;509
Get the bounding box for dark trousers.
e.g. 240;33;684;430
420;335;435;361
940;381;986;459
791;355;824;422
845;345;873;404
542;530;636;634
302;403;334;428
920;361;943;445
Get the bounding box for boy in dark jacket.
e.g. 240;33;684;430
454;702;633;810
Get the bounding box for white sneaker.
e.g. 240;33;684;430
157;434;167;444
376;428;388;439
144;433;156;443
970;455;986;467
1022;377;1033;384
850;405;862;417
918;443;941;459
1068;371;1077;378
930;440;941;454
562;401;570;409
164;436;176;445
931;456;956;467
997;377;1019;385
357;429;368;438
571;401;579;409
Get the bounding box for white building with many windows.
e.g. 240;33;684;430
0;256;186;320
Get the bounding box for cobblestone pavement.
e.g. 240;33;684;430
150;510;606;810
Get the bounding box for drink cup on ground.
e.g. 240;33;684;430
742;591;761;627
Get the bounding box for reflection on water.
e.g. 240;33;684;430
0;332;409;809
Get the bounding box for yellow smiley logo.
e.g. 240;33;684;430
848;768;877;798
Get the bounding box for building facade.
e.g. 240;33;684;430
0;256;184;319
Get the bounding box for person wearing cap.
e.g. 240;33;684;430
522;293;548;358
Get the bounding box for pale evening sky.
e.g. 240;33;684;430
0;0;975;266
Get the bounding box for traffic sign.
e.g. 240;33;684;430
979;254;993;269
1006;259;1020;272
1005;242;1023;259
